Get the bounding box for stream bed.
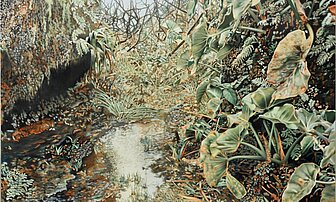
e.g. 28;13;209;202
1;118;172;201
99;120;167;201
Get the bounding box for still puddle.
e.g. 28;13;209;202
1;119;169;201
98;120;167;201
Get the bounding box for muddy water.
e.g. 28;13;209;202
99;120;167;201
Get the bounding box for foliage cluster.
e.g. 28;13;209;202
87;0;335;200
1;163;35;201
175;0;336;201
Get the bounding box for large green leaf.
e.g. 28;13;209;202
218;6;234;31
213;125;245;153
260;104;300;129
243;87;276;112
226;172;247;199
267;27;313;100
321;110;336;123
227;105;253;127
232;0;251;19
206;85;222;99
203;154;228;186
320;132;336;168
222;87;237;105
192;23;208;62
163;20;182;33
282;163;320;202
187;0;197;17
251;87;276;110
296;108;323;134
207;98;222;117
200;131;221;161
177;51;194;69
217;44;232;60
321;184;335;202
196;79;210;103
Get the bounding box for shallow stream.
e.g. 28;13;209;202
1;119;171;201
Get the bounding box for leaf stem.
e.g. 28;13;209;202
228;155;264;162
316;180;336;185
250;124;266;155
263;120;274;152
241;141;265;158
284;133;305;163
238;26;266;34
287;0;301;23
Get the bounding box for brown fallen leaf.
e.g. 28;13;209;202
12;119;55;141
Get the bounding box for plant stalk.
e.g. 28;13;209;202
263;120;274;152
284;133;305;163
241;141;265;158
316;180;336;185
250;124;266;154
228;155;264;162
238;26;266;34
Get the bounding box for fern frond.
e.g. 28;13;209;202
71;29;84;41
290;144;302;161
75;38;90;55
251;77;270;88
317;51;335;66
232;36;257;67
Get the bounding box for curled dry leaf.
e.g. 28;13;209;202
267;25;314;101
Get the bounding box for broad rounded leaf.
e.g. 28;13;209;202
321;184;335;202
227;105;253;127
226;172;247;199
217;45;232;60
232;0;251;19
218;8;234;31
320;133;336;168
187;0;197;17
207;98;222;117
222;88;237;105
206;85;222;99
282;163;320;202
200;131;220;161
267;27;313;100
192;23;208;62
177;51;194;69
251;87;276;110
321;110;336;123
163;20;182;33
242;87;276;112
296;108;322;133
214;125;245;153
260;104;300;129
203;154;228;187
196;79;210;103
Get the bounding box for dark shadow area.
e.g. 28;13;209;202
2;53;91;131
